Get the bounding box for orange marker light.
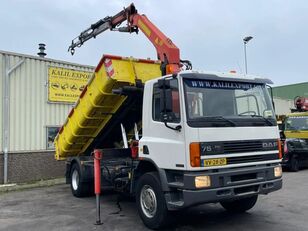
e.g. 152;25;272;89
166;64;180;75
190;142;201;167
278;139;283;159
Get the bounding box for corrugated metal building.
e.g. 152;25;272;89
0;50;94;184
272;82;308;115
273;82;308;100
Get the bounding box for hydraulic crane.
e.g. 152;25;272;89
57;3;283;229
68;3;191;75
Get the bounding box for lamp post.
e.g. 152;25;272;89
243;36;253;74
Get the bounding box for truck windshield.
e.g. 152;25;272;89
183;78;276;127
285;116;308;131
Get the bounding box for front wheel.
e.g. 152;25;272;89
290;155;299;172
220;195;258;213
136;172;171;229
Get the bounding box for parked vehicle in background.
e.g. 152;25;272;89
282;111;308;171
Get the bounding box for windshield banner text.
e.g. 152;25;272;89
184;79;259;90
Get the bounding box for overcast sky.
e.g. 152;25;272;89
1;0;307;86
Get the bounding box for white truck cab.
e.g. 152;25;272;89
141;71;280;170
134;71;282;227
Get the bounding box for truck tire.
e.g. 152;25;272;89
290;156;299;172
220;195;258;213
70;163;93;197
136;172;171;229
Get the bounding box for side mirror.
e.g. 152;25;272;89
158;79;174;122
280;130;285;140
160;89;174;122
266;84;275;111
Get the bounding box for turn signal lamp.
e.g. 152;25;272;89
274;166;282;178
190;142;201;167
166;64;180;75
195;176;211;188
277;139;283;159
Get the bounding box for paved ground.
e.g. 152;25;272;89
0;170;308;231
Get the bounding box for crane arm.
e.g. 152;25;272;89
129;13;180;70
68;3;191;74
68;4;137;54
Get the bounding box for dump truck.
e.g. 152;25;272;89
55;3;282;229
282;111;308;171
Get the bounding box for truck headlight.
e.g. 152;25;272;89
195;176;211;188
274;166;282;178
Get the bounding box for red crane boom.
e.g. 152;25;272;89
68;3;191;74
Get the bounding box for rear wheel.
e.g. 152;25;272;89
220;195;258;213
290;155;299;172
70;163;93;197
136;172;172;229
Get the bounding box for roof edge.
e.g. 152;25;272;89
273;81;308;89
0;49;95;69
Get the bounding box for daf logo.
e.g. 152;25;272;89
262;141;278;149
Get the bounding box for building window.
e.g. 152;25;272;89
46;126;60;149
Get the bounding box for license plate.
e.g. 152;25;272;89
203;158;227;167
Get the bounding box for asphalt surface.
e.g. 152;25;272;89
0;170;308;231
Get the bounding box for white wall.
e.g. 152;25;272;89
273;97;294;115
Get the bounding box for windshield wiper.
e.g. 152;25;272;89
240;114;275;126
204;116;236;126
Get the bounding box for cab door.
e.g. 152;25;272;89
139;78;186;170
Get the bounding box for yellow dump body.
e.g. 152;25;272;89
54;55;162;160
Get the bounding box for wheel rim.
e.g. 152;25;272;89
291;157;299;171
140;185;157;218
72;169;79;191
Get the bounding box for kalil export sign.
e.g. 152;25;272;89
48;66;93;103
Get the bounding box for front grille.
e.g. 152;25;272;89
227;153;278;165
201;139;278;156
224;140;263;153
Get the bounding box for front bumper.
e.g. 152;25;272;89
165;165;282;210
182;178;282;208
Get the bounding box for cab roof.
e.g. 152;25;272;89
179;71;273;85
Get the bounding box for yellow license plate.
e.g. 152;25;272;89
203;158;227;167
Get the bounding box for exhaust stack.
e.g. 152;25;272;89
37;43;47;57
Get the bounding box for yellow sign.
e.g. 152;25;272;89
48;66;93;103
